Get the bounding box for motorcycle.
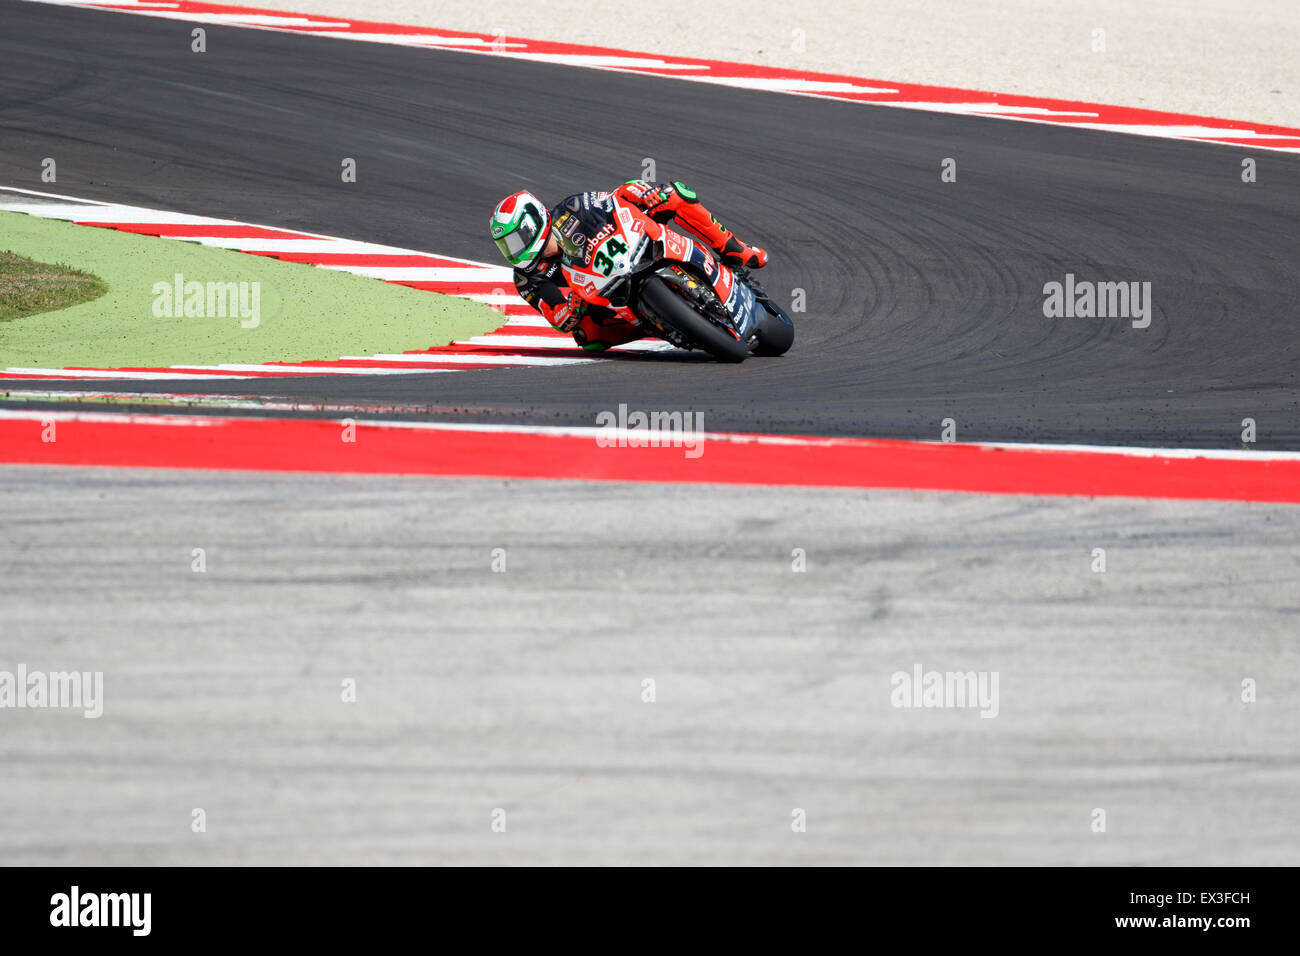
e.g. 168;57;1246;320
559;195;795;362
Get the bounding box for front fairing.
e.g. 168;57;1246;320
674;233;760;340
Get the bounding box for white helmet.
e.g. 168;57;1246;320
489;190;551;268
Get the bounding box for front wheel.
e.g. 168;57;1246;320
638;277;750;363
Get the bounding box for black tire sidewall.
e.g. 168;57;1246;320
751;308;795;356
639;277;750;363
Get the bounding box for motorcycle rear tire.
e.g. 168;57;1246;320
750;306;795;356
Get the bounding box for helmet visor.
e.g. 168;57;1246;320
494;205;543;265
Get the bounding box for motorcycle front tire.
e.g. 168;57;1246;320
639;277;750;363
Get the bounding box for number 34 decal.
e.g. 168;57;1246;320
591;237;629;277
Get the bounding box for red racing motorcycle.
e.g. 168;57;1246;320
559;195;794;362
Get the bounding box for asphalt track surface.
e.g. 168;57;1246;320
3;0;1300;447
3;467;1298;866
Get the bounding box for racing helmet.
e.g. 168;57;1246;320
489;190;551;267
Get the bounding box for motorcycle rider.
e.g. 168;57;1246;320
488;180;767;350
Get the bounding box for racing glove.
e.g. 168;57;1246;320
549;290;588;333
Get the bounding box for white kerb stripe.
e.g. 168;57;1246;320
343;354;599;366
4;368;254;380
168;364;455;375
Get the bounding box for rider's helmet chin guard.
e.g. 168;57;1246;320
489;190;551;268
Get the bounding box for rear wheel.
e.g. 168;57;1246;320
750;306;795;356
638;277;750;363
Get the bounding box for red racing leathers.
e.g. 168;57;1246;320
511;180;767;350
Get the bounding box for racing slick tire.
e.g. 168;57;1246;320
639;277;750;363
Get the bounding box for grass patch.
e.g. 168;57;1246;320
0;211;502;369
0;250;108;321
